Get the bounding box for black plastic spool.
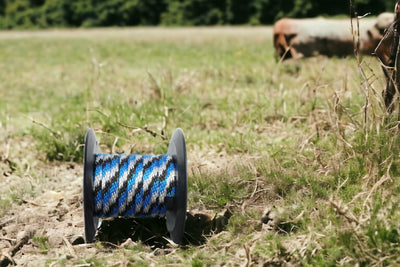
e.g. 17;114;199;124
83;128;187;244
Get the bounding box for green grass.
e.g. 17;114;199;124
33;236;49;253
1;27;400;265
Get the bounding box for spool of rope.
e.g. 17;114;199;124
83;128;187;244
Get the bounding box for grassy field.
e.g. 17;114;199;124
1;26;400;266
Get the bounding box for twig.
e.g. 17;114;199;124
88;108;109;118
161;106;168;137
362;173;391;210
336;177;349;195
0;217;14;228
112;136;118;154
20;198;45;207
118;122;166;140
0;237;16;242
249;179;258;199
99;241;120;248
350;2;375;137
10;232;30;256
22;114;58;136
244;243;252;267
63;237;77;258
329;199;359;224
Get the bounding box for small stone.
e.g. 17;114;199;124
47;233;63;247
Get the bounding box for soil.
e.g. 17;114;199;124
0;137;236;266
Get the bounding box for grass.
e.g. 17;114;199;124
1;26;400;265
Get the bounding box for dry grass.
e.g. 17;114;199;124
1;26;400;266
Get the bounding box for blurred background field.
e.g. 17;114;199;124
1;3;400;265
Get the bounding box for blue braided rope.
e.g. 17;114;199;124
93;153;177;218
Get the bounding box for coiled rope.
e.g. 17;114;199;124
93;153;177;218
83;128;187;244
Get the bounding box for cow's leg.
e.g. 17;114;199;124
274;34;286;59
273;32;298;61
382;67;396;112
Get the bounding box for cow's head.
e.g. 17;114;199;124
375;1;400;67
375;0;400;111
273;18;299;60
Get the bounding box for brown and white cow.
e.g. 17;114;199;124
375;3;400;112
274;13;394;60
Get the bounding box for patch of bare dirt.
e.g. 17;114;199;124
0;161;85;266
0;136;237;265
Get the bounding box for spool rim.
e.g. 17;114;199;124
166;128;188;244
83;128;100;243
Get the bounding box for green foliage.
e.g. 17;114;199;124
33;236;50;252
0;0;396;28
191;257;204;267
161;0;225;26
32;125;86;162
91;0;167;26
40;0;72;27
